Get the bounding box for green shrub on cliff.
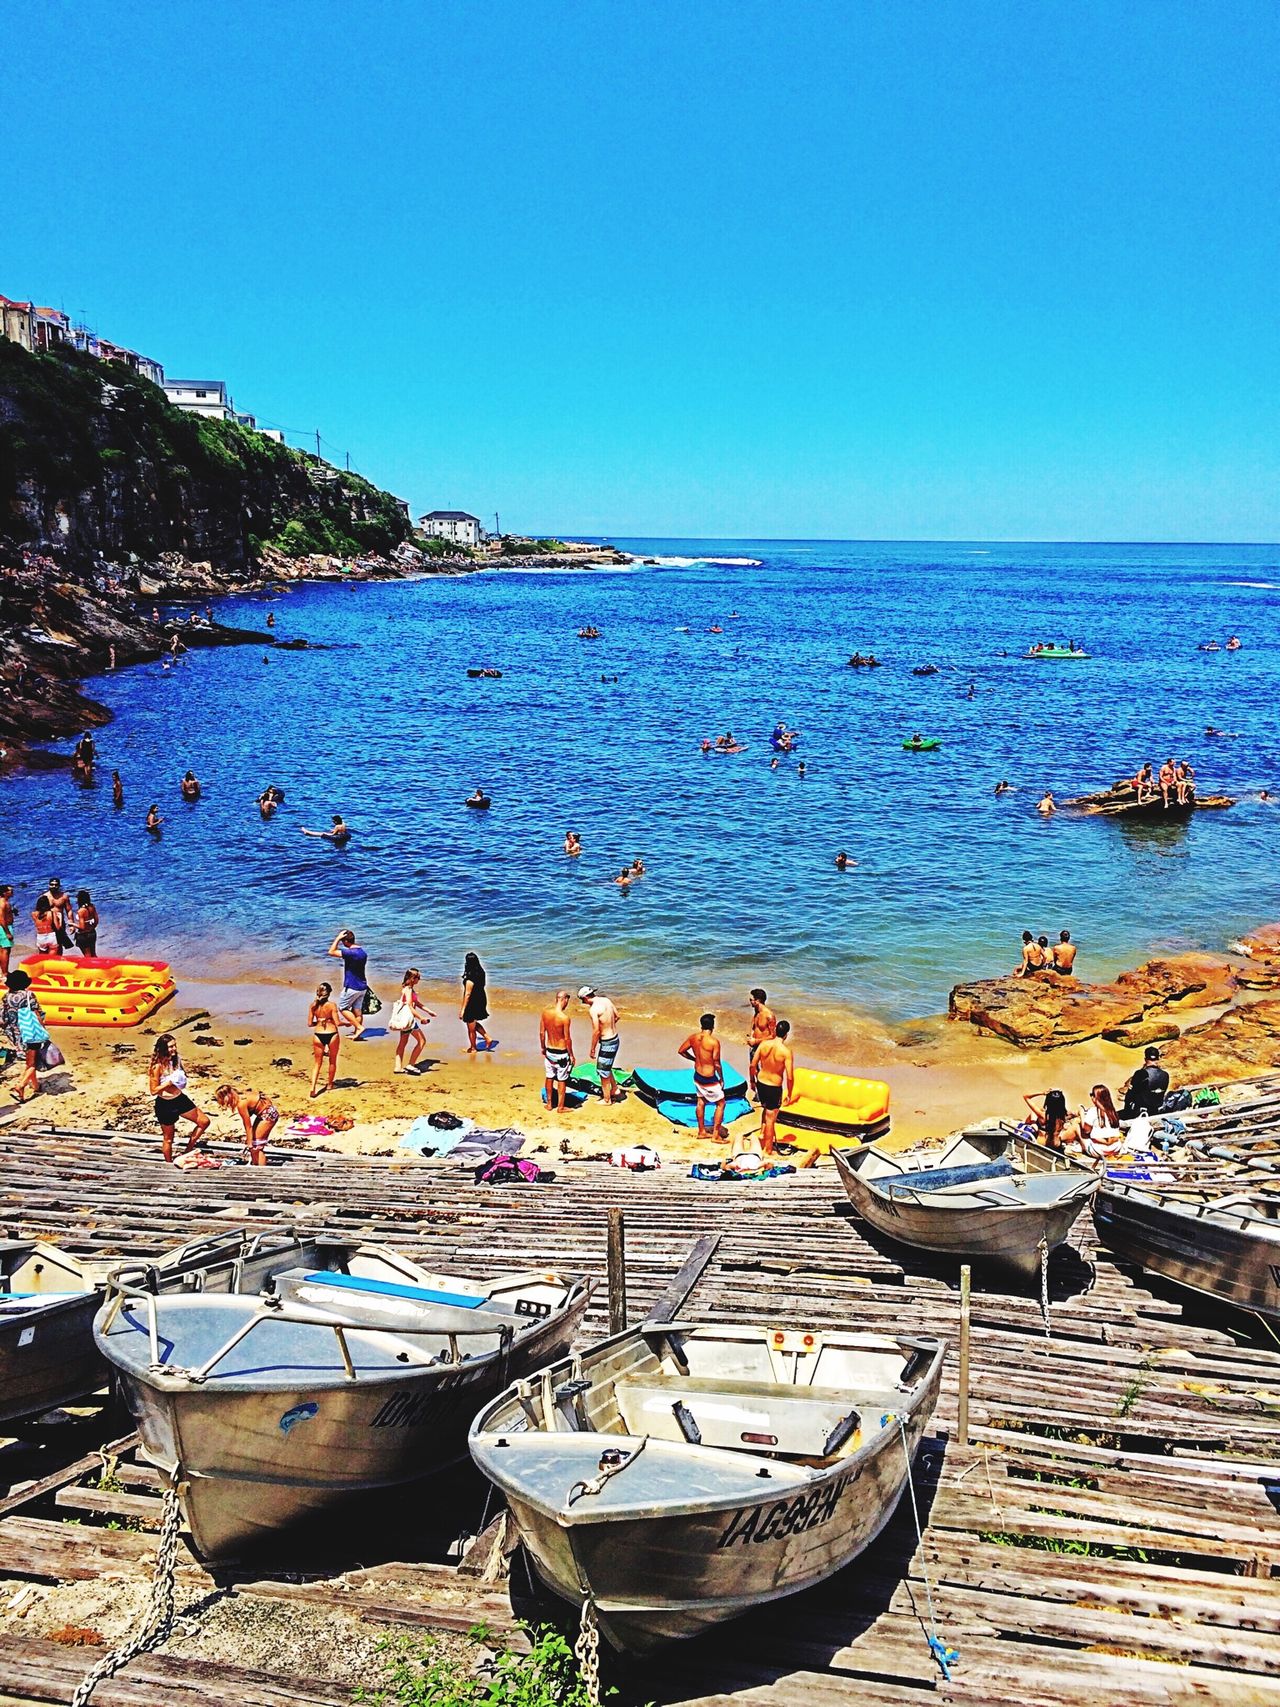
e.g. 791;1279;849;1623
0;340;412;569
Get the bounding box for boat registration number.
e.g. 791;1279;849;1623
718;1472;851;1548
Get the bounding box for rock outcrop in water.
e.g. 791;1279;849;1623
949;953;1240;1049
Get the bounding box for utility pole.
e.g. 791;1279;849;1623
315;429;322;459
494;511;500;537
345;451;350;472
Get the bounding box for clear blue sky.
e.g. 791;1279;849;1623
5;2;1277;540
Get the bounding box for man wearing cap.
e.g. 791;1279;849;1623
579;984;621;1104
1121;1046;1170;1120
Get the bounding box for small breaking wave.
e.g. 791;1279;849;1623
641;555;763;568
1223;580;1277;589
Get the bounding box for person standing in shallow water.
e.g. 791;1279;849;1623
461;951;491;1052
0;886;14;978
74;891;99;957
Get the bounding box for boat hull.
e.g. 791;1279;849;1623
0;1294;103;1424
832;1144;1096;1279
115;1297;587;1557
510;1396;935;1651
1093;1187;1280;1321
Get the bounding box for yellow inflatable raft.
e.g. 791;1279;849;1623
21;955;177;1028
775;1066;891;1152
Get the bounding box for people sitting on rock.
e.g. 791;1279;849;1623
1121;1046;1170;1120
1131;762;1154;803
1051;930;1077;972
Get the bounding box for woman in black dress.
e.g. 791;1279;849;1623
460;951;491;1053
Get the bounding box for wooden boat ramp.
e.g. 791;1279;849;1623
0;1122;1278;1706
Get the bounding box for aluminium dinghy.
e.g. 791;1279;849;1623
1093;1183;1280;1322
95;1241;591;1558
0;1227;323;1428
833;1125;1098;1280
470;1319;943;1652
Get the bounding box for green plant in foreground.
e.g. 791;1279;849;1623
354;1624;615;1707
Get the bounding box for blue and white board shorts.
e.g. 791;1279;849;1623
544;1048;573;1082
596;1035;621;1077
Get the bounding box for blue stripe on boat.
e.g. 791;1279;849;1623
302;1272;485;1308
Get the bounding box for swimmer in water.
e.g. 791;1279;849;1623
564;831;582;856
614;867;633;888
835;851;854;870
145;803;162;834
180;770;201;801
994;780;1013;795
1037;791;1056;815
631;856;646;876
301;814;351;846
769;756;779;770
266;611;276;628
112;771;124;809
797;761;806;778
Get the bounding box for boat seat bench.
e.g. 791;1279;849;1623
613;1374;882;1457
881;1159;1015;1196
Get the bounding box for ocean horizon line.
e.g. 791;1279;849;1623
559;534;1280;548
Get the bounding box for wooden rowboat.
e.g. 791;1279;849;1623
832;1125;1098;1281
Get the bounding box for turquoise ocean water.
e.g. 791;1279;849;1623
4;540;1278;1022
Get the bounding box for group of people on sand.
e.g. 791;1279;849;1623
1023;1046;1172;1163
1015;929;1077;976
1129;759;1196;807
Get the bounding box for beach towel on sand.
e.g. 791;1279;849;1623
399;1115;475;1156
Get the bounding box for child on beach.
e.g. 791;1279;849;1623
148;1034;211;1163
215;1084;279;1166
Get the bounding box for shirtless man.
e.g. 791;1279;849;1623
678;1013;726;1140
1037;791;1055;815
1132;762;1154;803
751;1020;795;1154
539;990;575;1113
1051;930;1077;972
579;985;621;1103
614;867;633;888
747;988;776;1064
1157;758;1176;808
563;831;582;856
301;814;351;846
46;878;74;951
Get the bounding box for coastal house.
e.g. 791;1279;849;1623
100;340;165;386
31;306;72;351
419;509;484;548
0;296;34;350
163;379;235;421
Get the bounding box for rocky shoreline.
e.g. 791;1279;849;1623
949;922;1280;1081
0;543;629;773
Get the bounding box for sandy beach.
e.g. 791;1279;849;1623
6;960;1190;1169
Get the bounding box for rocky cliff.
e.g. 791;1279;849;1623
0;339;410;572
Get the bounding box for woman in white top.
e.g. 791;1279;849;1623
391;968;435;1075
1077;1083;1124;1160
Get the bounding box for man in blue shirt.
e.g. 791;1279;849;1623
328;929;369;1040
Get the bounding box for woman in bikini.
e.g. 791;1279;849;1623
149;1034;211;1164
215;1084;278;1166
1023;1088;1069;1151
32;894;57;955
308;981;352;1097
